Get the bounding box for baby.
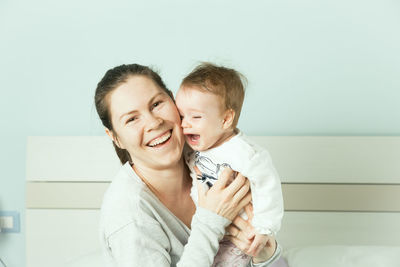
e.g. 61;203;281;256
175;62;284;266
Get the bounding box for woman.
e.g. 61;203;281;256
95;64;281;266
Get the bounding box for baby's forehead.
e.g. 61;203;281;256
177;85;227;111
179;84;223;100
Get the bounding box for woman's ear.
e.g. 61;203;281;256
105;128;125;149
222;109;235;130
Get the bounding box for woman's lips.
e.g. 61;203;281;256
147;130;172;147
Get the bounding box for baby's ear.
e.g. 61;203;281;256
222;109;235;130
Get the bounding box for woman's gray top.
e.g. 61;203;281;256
99;162;281;267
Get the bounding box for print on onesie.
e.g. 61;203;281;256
194;151;231;188
193;152;251;267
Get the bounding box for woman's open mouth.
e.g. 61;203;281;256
147;130;172;147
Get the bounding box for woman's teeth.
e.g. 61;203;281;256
148;131;172;147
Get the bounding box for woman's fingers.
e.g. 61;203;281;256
226;224;240;237
226;224;249;243
232;215;255;239
232;216;248;231
247;239;261;256
196;179;206;199
232;179;250;203
226;234;266;257
212;167;235;190
225;236;252;254
248;234;270;257
197;167;252;220
236;191;252;212
193;165;202;176
225;172;246;197
244;203;254;221
194;166;210;198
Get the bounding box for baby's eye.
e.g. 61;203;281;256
193;116;202;119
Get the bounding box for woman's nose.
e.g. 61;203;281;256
145;114;163;130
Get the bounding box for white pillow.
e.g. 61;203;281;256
284;246;400;267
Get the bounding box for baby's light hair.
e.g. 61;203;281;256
181;62;246;128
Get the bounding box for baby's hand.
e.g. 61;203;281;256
247;233;270;257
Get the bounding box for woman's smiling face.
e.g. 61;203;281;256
107;75;184;170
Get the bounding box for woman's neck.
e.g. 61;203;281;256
132;158;195;228
132;158;191;200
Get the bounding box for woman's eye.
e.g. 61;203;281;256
152;101;163;109
127;116;137;124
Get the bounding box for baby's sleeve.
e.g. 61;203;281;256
243;149;284;236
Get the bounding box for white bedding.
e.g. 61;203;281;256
63;245;400;267
64;250;105;267
284;246;400;267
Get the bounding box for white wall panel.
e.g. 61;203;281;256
26;136;121;181
278;212;400;249
26;209;103;267
27;136;400;183
26;182;400;212
251;136;400;183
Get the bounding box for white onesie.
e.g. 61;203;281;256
185;130;284;236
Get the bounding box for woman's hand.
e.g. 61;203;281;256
252;237;277;264
225;204;277;263
197;168;251;221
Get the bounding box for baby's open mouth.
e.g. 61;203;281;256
147;130;172;147
186;134;200;143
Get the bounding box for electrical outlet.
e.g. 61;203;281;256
0;216;13;228
0;211;20;233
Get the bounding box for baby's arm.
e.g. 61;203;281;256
244;149;284;236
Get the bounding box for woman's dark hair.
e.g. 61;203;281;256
94;64;173;164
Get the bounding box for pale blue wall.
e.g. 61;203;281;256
1;0;399;265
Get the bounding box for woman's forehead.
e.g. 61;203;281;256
109;76;164;117
120;75;160;94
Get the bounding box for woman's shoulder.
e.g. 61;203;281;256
100;163;161;236
102;162;144;207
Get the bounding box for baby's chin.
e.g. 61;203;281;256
185;136;208;152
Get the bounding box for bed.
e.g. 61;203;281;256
25;136;400;267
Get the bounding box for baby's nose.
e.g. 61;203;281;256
181;118;191;128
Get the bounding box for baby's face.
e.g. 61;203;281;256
175;86;228;151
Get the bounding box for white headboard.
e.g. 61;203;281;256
25;136;400;267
